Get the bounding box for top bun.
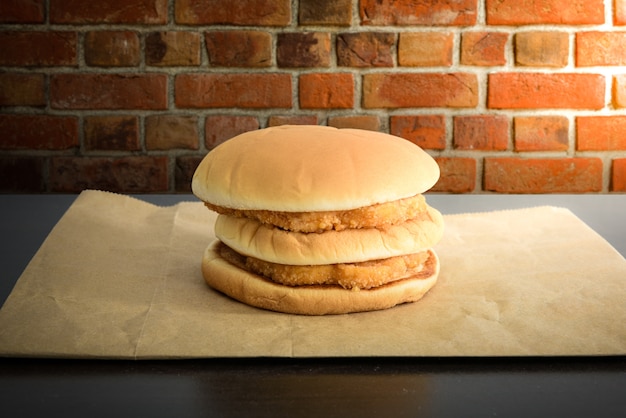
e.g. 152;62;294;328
192;125;440;212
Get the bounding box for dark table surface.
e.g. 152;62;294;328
1;194;625;418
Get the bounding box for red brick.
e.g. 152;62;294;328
577;116;626;151
50;0;167;24
0;114;78;150
206;31;271;67
613;75;626;108
51;74;168;110
0;157;45;192
327;115;380;131
576;32;626;66
360;0;477;26
461;32;508;66
146;115;199;150
299;0;351;26
0;0;44;23
0;31;77;66
484;157;603;193
363;73;478;108
299;73;354;109
268;115;318;126
205;115;259;149
487;73;605;110
337;32;395;67
277;32;331;68
84;116;140;151
612;159;626;191
175;0;290;25
0;73;45;106
515;31;569;67
49;156;169;193
454;115;509;150
390;115;446;150
431;158;476;193
175;155;203;192
146;32;201;66
398;32;453;67
514;116;569;151
85;31;140;67
616;0;626;25
175;73;291;109
486;0;604;25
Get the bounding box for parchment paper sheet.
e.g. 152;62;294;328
1;190;625;359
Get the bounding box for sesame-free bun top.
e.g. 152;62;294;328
192;125;440;212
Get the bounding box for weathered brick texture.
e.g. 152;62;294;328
146;115;199;150
486;0;604;25
0;31;77;66
454;115;509;150
206;31;271;67
1;0;625;193
175;155;203;192
576;32;626;66
49;156;169;193
363;73;478;108
612;159;626;191
0;0;45;23
577;117;626;151
461;32;508;66
360;0;477;26
514;116;569;151
50;0;167;24
277;32;331;68
515;32;569;67
85;31;140;67
84;116;140;151
484;158;603;193
51;74;168;110
399;32;454;67
175;0;290;25
613;75;626;108
0;115;78;150
0;73;45;106
299;0;352;26
146;32;201;66
299;73;354;109
488;73;605;109
337;32;395;67
616;0;626;25
432;158;476;193
175;74;292;108
390;115;446;150
205;115;260;149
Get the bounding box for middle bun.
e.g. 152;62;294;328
215;203;444;265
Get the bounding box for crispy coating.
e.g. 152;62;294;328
219;243;431;291
205;194;427;233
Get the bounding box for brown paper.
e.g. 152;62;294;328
1;190;625;358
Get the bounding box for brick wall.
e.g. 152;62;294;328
1;0;626;193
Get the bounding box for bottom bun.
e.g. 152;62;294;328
201;240;440;315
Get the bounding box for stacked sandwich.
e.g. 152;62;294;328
192;125;444;315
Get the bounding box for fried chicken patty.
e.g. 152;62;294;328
205;194;427;233
218;242;431;291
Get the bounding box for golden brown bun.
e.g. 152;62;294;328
202;240;440;315
214;203;444;265
191;125;440;212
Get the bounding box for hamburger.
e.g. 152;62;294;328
192;125;444;315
